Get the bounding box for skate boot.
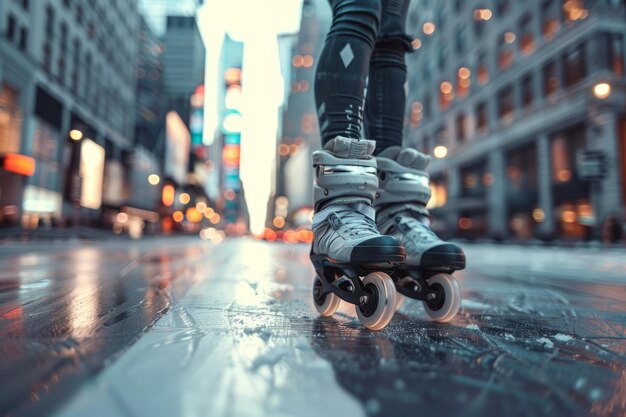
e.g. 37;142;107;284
375;146;465;323
311;137;405;330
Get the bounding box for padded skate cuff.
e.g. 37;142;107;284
313;141;379;210
323;136;376;159
375;146;433;207
377;146;431;170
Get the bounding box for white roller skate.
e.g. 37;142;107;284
375;146;465;323
311;137;405;330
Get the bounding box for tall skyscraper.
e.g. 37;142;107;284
270;0;331;232
161;15;206;130
138;0;203;36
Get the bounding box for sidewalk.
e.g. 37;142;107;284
461;242;626;283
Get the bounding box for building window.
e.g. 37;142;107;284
87;22;95;39
58;24;67;83
543;61;559;97
506;143;539;239
496;0;512;16
608;34;624;75
423;93;431;119
522;74;534;109
42;6;54;71
498;86;514;122
542;0;560;40
72;39;81;93
477;102;488;134
76;5;83;25
421;136;430;155
19;27;27;51
498;33;515;70
84;53;92;101
7;14;17;42
455;26;467;55
519;14;535;55
410;101;423;128
477;52;489;84
551;128;591;240
563;44;585;87
438;45;449;71
436;126;447;145
0;84;23;153
461;160;489;198
562;0;588;23
45;6;54;35
456;113;468;142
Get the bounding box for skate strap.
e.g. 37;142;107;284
313;203;376;225
377;146;431;170
323;136;376;159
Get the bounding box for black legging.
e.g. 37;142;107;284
315;0;412;155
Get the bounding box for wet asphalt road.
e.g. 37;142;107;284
1;237;625;417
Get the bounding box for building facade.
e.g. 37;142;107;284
138;0;203;36
406;0;626;241
161;15;205;132
0;0;143;228
270;0;331;232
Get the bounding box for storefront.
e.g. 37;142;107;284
22;87;65;228
505;142;539;240
0;83;25;226
551;126;593;240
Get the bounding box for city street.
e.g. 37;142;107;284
1;238;625;417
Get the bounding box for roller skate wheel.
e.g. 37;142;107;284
313;276;341;317
355;272;397;331
395;293;406;311
423;273;461;323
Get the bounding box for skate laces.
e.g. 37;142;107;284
338;210;380;238
397;213;440;243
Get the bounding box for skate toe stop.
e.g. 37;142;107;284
421;244;466;270
351;236;405;263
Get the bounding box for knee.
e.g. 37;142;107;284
329;0;381;47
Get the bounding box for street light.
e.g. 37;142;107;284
179;193;191;205
593;82;611;100
148;174;160;185
69;130;83;141
434;145;448;159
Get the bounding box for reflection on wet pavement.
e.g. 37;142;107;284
2;238;626;417
0;240;210;416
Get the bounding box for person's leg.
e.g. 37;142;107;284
364;0;412;155
311;1;404;330
315;0;381;146
371;2;465;320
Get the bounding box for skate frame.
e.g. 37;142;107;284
310;255;400;307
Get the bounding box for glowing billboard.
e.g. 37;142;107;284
80;139;105;210
165;111;191;185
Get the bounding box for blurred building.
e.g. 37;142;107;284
0;0;144;228
406;0;626;241
162;15;206;131
207;34;247;233
270;0;331;233
138;0;203;36
135;18;165;158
